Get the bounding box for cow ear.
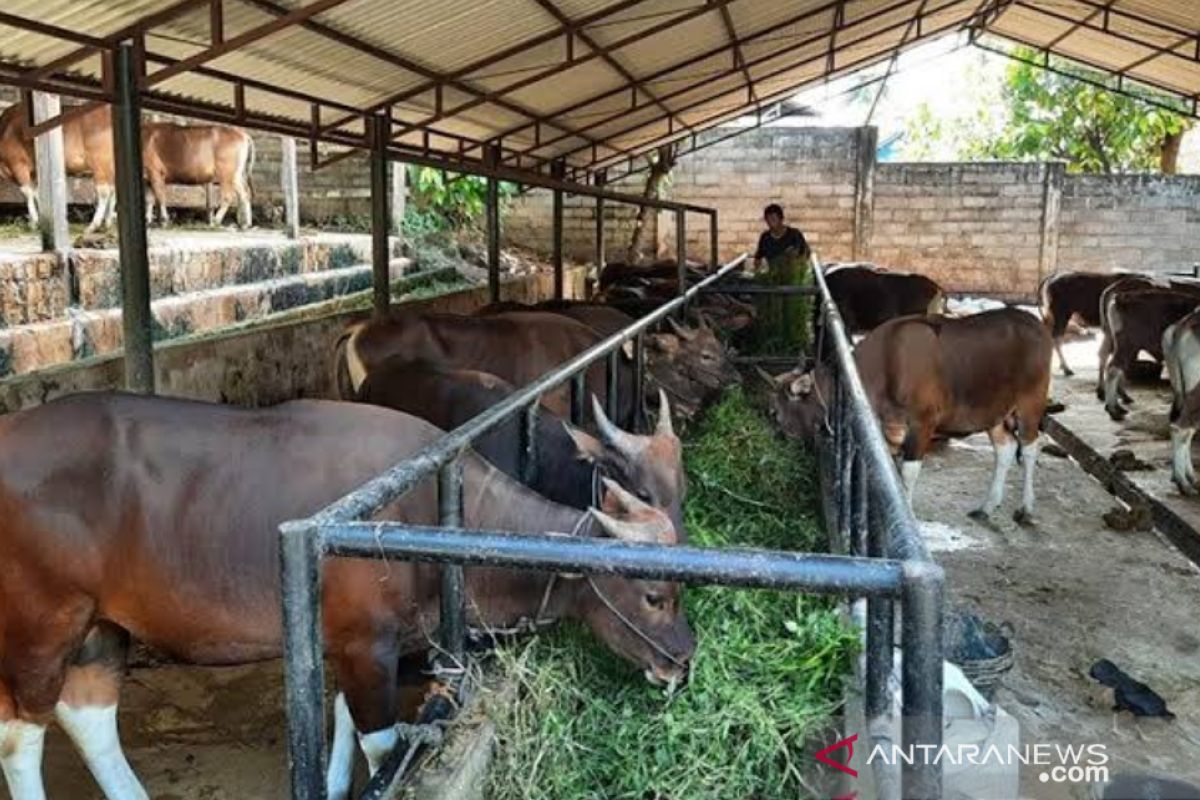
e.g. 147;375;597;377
788;373;814;397
563;422;604;462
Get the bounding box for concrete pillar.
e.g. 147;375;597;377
390;159;406;235
853;126;878;261
1038;162;1065;284
33;93;71;256
279;135;300;239
113;43;154;394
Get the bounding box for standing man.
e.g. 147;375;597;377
752;203;812;353
753;203;810;270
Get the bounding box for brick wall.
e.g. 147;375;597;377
666;127;865;263
502;174;651;262
1058;175;1200;273
871;162;1055;294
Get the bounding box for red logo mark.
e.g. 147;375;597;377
815;733;859;778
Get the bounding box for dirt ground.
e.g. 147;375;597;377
914;333;1200;799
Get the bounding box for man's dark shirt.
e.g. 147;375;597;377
755;226;809;262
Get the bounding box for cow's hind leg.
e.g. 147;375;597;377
1054;337;1073;377
87;185;114;233
969;423;1017;523
54;622;147;800
19;184;40;229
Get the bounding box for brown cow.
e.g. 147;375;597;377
0;102;115;231
0;393;694;800
769;308;1052;524
335;311;638;428
142;121;255;228
818;263;945;343
1100;288;1200;421
0;102;255;231
1163;309;1200;494
1038;270;1139;375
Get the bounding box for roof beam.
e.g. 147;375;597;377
576;0;974;171
1040;0;1117;52
316;0;653;134
382;0;737;146
529;0;693;136
145;0;357;87
500;0;932;165
589;8;979;174
240;0;605;150
717;3;758;108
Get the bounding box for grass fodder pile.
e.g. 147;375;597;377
486;389;857;800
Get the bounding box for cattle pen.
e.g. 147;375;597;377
277;256;946;800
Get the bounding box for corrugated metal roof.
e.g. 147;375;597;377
1;0;1198;184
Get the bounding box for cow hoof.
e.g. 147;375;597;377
1013;508;1035;527
1175;479;1198;497
1106;407;1128;422
1061;367;1075;377
1095;388;1105;402
967;508;989;522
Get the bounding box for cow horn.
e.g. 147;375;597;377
666;316;696;341
591;509;656;544
591;395;638;452
754;366;780;388
695;311;712;331
656;388;675;437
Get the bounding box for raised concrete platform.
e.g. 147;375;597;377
0;231;408;377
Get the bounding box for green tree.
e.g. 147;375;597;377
406;166;517;230
981;48;1190;174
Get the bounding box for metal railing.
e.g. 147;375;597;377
277;253;944;800
812;259;945;800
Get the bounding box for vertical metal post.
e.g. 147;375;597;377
709;209;719;271
278;522;327;800
675;210;687;310
570;372;586;426
901;562;945;800
633;331;646;433
837;400;854;556
485;143;501;303
594;170;606;279
370;115;391;316
437;460;466;662
606;349;620;420
552;160;565;300
519;402;539;486
866;477;894;723
280;136;301;239
113;42;154;395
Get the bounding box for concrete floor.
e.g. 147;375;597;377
913;333;1200;799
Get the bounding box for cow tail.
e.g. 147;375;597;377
244;135;256;202
333;324;362;401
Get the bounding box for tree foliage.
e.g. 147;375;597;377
406;166;517;230
904;47;1191;173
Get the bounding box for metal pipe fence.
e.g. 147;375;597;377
277;253;944;800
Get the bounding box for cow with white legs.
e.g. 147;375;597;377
1163;308;1200;495
142;122;255;228
767;308;1053;525
0;101;117;232
0;393;694;800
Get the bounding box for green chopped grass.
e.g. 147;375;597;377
486;389;857;800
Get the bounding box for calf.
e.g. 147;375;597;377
1039;270;1138;375
770;308;1052;524
1101;288;1200;421
1162;308;1200;494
